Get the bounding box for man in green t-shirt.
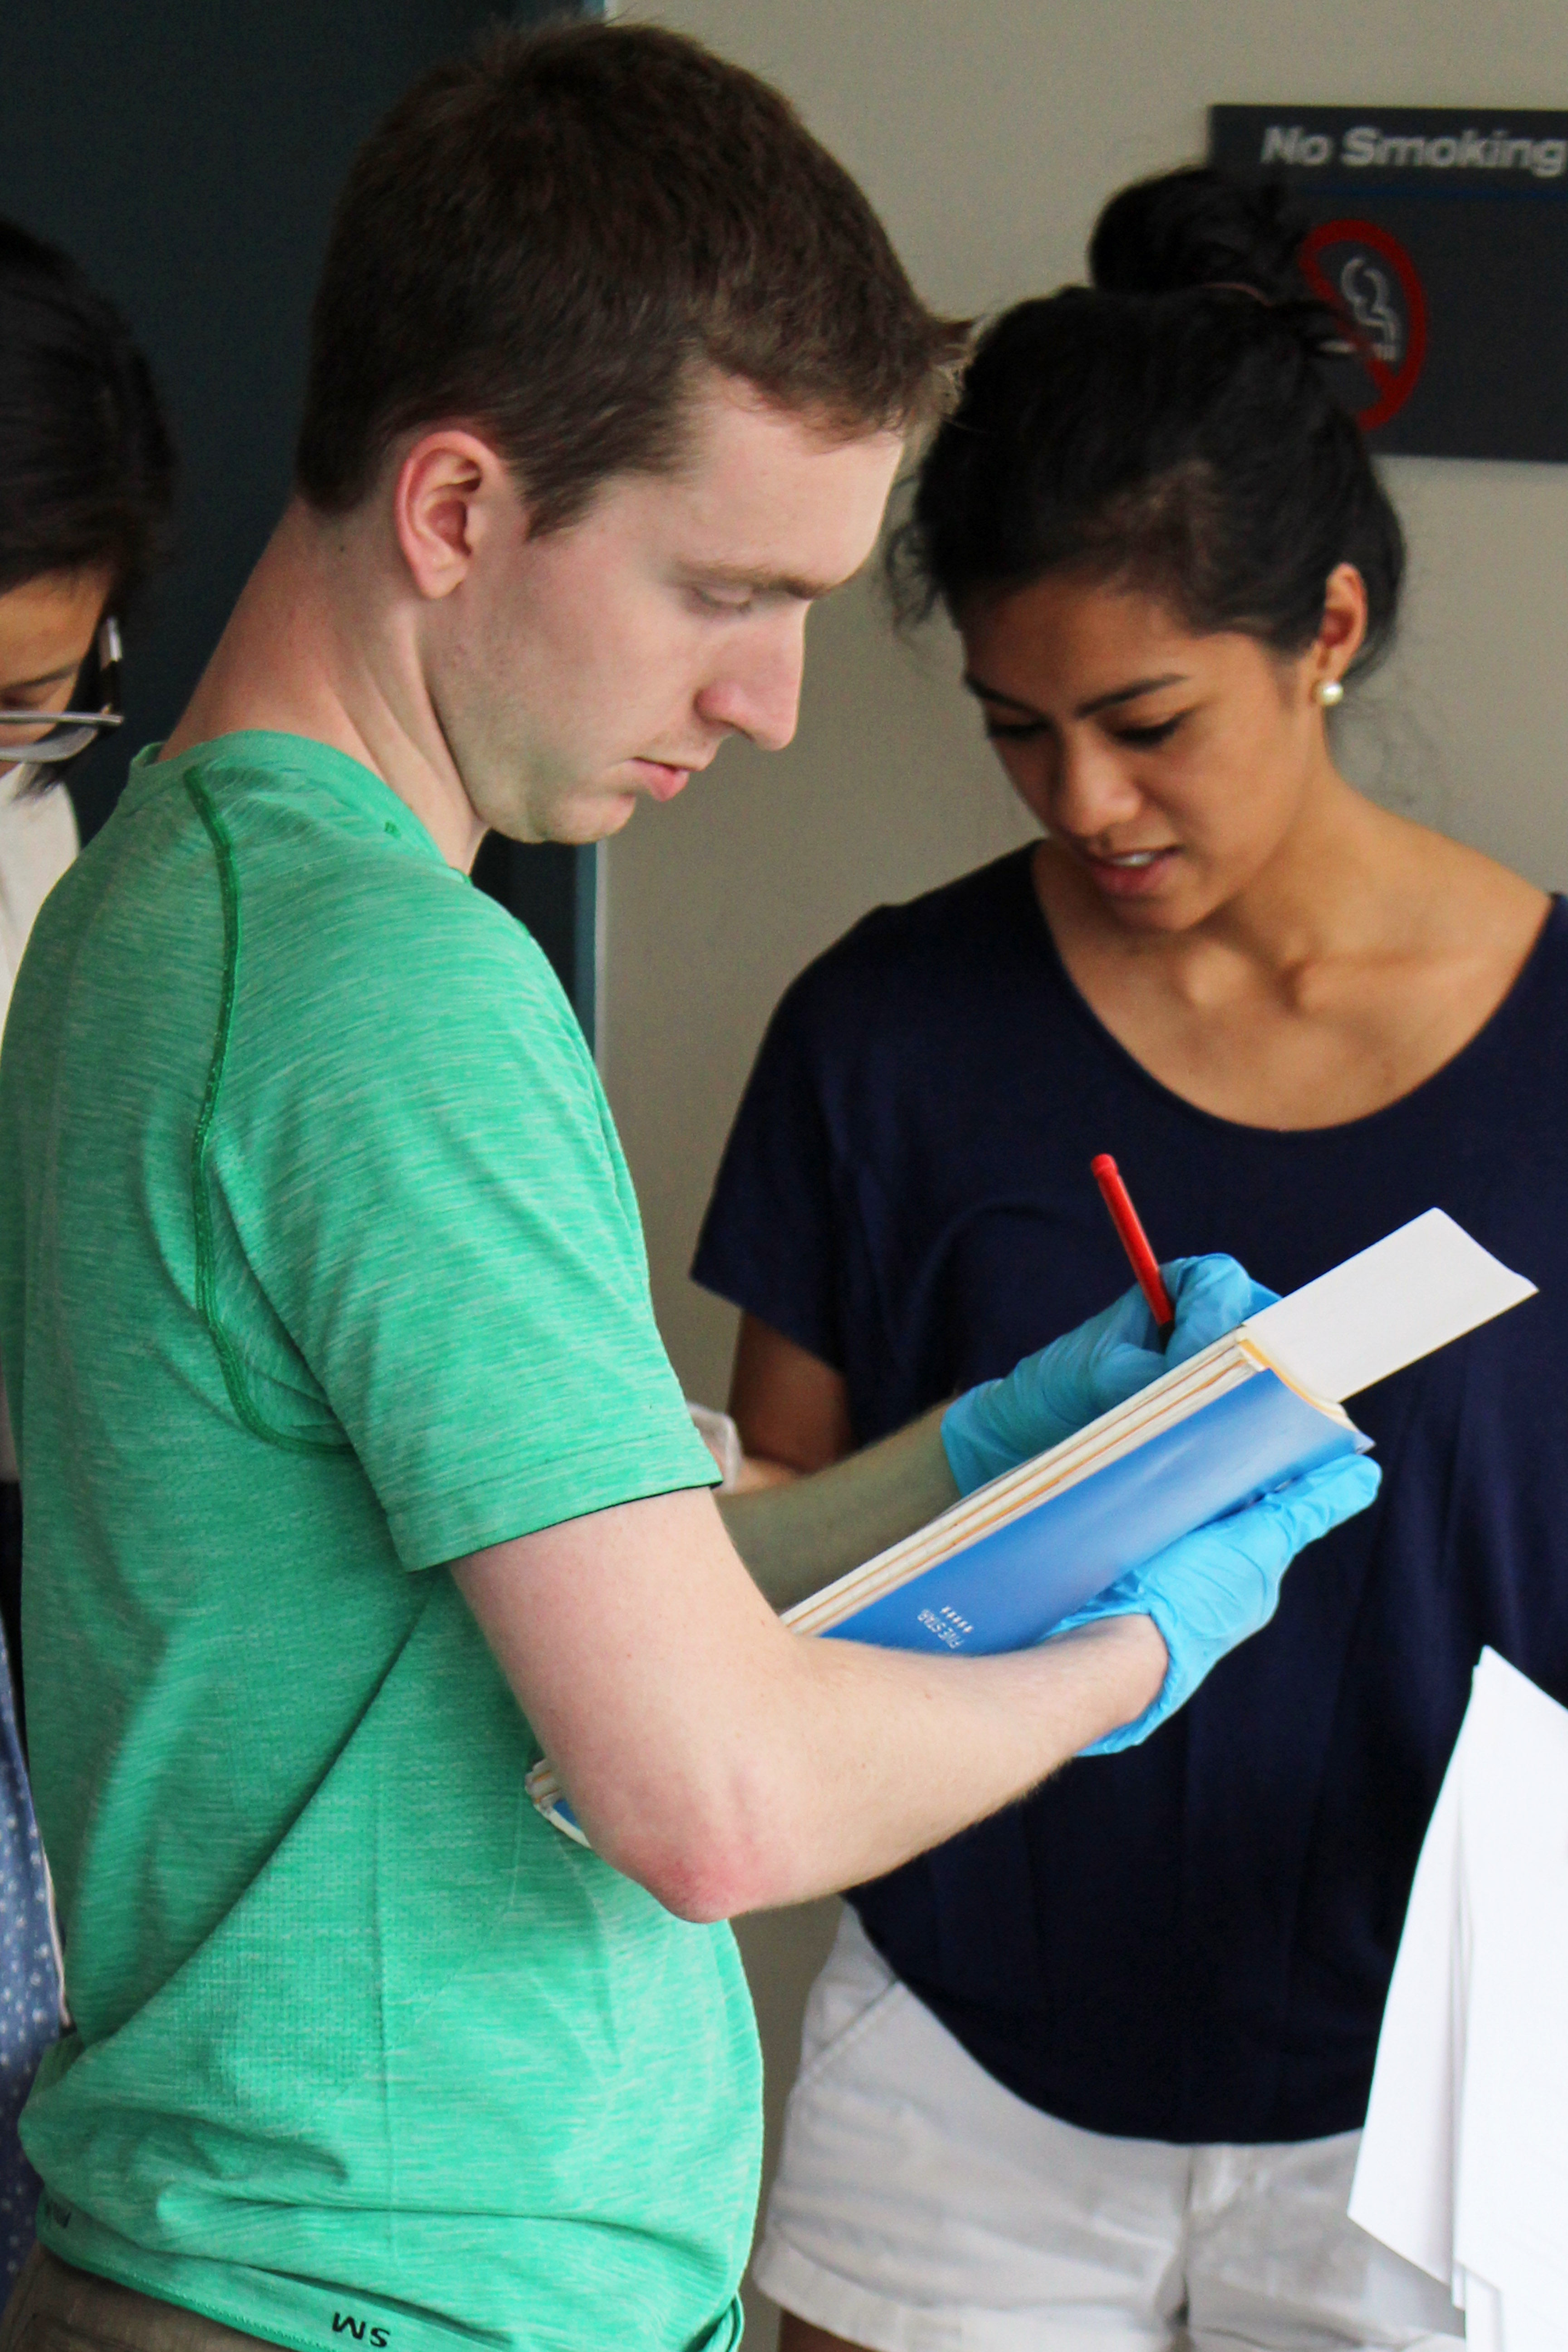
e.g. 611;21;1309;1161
0;24;1376;2352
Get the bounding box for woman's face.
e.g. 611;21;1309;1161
960;570;1348;933
0;566;112;779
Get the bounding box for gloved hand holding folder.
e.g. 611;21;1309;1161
1059;1450;1382;1751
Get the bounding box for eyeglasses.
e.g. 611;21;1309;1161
0;617;124;771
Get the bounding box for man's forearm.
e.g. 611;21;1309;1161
458;1482;1169;1920
701;1613;1166;1915
717;1404;959;1612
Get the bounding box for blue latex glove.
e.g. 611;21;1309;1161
1060;1452;1383;1754
941;1254;1278;1498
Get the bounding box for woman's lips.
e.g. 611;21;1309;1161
1077;845;1181;898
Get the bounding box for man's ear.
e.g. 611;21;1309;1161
392;429;520;601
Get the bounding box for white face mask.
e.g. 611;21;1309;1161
0;760;35;795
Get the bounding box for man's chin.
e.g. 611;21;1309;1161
561;768;695;842
484;789;639;851
566;789;640;846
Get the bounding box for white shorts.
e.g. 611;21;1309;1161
754;1911;1464;2352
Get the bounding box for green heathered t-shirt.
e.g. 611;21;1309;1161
0;735;760;2352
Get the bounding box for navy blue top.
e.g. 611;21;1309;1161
693;849;1568;2145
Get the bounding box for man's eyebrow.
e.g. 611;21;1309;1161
0;661;79;696
684;563;840;603
962;670;1191;720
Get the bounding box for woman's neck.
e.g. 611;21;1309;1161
1051;764;1415;988
1031;773;1549;1131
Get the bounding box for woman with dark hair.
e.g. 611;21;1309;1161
0;216;172;2287
0;212;173;1546
0;217;172;874
695;168;1567;2350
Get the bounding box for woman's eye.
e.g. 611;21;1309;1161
1114;715;1184;749
691;588;755;616
983;718;1046;743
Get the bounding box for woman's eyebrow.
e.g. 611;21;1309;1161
1077;672;1190;718
963;669;1191;720
962;671;1039;715
0;661;79;696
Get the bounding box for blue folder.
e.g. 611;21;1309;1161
822;1370;1368;1658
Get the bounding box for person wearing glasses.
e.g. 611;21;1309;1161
0;216;173;2289
0;225;167;1008
695;168;1564;2351
0;608;122;838
0;608;122;1102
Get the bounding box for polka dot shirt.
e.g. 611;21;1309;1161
0;1631;58;2297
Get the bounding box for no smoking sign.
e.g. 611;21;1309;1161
1210;106;1568;463
1300;218;1429;430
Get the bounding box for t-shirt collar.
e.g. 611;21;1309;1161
121;731;452;867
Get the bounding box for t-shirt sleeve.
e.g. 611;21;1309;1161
221;886;717;1570
691;975;850;1372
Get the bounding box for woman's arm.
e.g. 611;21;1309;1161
728;1313;855;1473
718;1313;955;1612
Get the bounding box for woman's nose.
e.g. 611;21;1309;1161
1051;734;1146;838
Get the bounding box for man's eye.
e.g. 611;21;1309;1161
1115;716;1184;748
691;588;755;616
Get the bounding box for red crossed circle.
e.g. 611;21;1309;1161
1300;217;1430;432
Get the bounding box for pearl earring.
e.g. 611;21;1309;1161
1314;678;1345;708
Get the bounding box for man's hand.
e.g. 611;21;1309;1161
1057;1452;1382;1752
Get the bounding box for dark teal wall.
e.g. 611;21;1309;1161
1;0;597;1032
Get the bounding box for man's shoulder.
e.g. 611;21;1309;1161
177;741;580;1054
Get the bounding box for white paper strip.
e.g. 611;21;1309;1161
1245;1209;1535;1403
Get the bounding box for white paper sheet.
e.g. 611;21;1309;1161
1451;1657;1568;2332
1348;1736;1465;2282
1351;1650;1568;2344
1245;1209;1536;1403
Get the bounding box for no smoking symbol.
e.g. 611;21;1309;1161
1301;218;1430;431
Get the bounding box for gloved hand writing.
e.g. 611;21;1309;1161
1060;1453;1382;1753
940;1254;1277;1498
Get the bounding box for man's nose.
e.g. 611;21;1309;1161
696;612;808;754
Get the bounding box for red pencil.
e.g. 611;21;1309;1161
1091;1153;1176;1340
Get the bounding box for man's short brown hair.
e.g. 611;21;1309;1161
295;20;966;528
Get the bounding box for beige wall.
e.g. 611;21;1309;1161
604;5;1568;2342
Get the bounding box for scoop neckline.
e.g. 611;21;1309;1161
1003;845;1563;1148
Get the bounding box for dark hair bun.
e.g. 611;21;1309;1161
1088;166;1344;361
891;162;1405;679
1091;166;1305;301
